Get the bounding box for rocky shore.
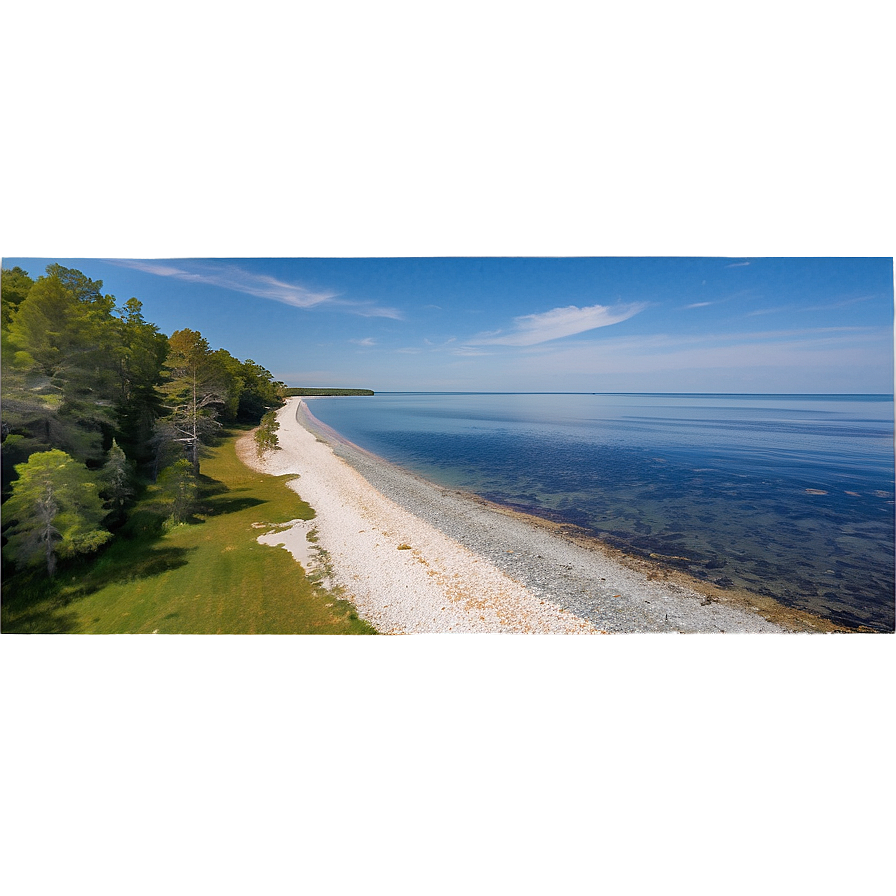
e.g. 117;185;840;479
244;398;799;633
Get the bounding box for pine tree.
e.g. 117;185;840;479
254;410;280;458
113;298;168;466
159;330;227;474
157;459;197;525
99;439;135;522
3;450;111;577
4;268;120;461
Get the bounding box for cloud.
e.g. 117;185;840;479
494;326;890;382
747;306;788;317
685;301;713;309
451;347;492;356
804;294;879;312
350;337;376;346
108;259;403;319
725;261;751;267
353;304;404;319
466;302;647;347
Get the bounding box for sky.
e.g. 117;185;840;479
3;5;891;399
5;256;892;393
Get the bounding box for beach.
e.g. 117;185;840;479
239;398;820;633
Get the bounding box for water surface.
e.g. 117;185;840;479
307;393;895;631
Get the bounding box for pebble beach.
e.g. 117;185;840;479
240;398;810;634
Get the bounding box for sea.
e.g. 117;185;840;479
305;393;895;632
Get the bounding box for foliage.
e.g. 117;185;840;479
3;449;111;577
112;298;169;466
157;459;197;525
2;266;121;465
99;439;136;522
1;261;287;601
254;410;281;458
158;329;228;473
283;387;374;396
236;359;286;420
1;266;34;328
1;430;377;634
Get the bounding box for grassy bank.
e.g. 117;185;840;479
1;428;377;634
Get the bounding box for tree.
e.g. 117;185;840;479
157;459;197;525
254;410;280;458
44;264;113;314
237;359;284;421
3;450;111;577
1;266;34;328
159;329;227;474
99;439;136;522
211;348;244;421
4;268;120;462
112;298;168;466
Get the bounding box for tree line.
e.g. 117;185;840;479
1;263;285;578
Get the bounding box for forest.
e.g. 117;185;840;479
1;263;285;589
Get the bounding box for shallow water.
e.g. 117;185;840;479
307;393;895;631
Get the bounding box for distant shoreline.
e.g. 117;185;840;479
283;387;374;397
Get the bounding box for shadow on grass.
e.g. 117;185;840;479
2;603;83;634
203;495;266;516
1;507;195;633
198;471;267;518
2;433;271;634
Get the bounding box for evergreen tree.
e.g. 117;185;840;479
158;329;228;474
113;298;168;466
1;266;34;328
211;348;244;422
254;410;280;458
3;450;111;577
4;268;120;462
157;459;197;525
99;439;136;523
237;359;284;421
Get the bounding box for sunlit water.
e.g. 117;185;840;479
307;393;895;631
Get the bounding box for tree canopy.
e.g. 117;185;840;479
3;449;111;577
1;262;285;579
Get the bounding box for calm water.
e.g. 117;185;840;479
307;393;895;631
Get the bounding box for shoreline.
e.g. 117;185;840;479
245;398;837;633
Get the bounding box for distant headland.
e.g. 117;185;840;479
284;388;375;396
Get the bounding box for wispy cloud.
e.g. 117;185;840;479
466;302;647;347
725;261;751;268
108;259;403;319
451;347;492;356
350;337;376;346
804;294;879;312
747;294;878;317
747;306;788;317
685;301;713;309
490;325;890;383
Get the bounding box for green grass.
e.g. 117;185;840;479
1;429;377;634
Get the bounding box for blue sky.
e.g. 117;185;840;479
2;7;894;844
5;256;893;393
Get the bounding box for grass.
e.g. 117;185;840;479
1;428;377;634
